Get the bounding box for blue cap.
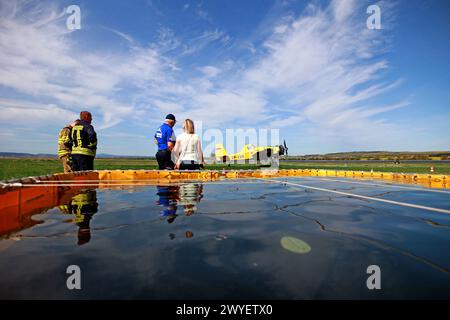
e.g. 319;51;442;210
165;114;176;121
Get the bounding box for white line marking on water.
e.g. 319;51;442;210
264;178;450;215
297;177;450;194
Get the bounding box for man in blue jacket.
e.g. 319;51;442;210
154;114;177;170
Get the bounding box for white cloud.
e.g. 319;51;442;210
332;0;357;23
100;26;135;44
195;3;212;23
198;66;220;78
180;29;228;56
153;100;184;114
271;115;304;128
189;91;269;126
155;27;182;53
0;98;77;124
274;24;288;34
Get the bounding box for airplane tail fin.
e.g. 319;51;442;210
215;144;228;161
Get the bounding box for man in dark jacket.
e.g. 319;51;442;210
154;114;177;170
71;111;97;171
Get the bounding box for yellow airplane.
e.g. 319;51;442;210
215;141;288;163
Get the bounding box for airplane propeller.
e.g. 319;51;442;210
283;140;288;157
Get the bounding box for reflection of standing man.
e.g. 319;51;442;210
156;185;179;223
154;114;177;170
58;190;98;245
58;119;80;173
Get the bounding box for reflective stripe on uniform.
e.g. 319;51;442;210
58;126;72;158
72;146;95;156
71;125;96;157
58;150;70;157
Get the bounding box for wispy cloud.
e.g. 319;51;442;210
100;26;135;44
195;2;212;23
198;66;220;78
0;98;77;124
180;29;230;56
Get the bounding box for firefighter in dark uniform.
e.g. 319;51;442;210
71;111;97;171
58;119;80;173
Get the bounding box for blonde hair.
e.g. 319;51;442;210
183;119;195;134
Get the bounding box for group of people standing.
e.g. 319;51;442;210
58;111;97;173
154;114;205;170
58;112;204;173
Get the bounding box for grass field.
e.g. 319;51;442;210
1;158;449;181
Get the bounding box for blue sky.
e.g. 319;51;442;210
0;0;449;156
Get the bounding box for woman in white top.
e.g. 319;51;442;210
173;119;205;170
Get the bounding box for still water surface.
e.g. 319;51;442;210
0;178;449;299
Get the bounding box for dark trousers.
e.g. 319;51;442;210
179;161;201;170
72;154;94;171
156;150;174;170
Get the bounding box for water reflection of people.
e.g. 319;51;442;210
58;190;98;245
168;231;194;240
155;183;203;237
179;183;203;216
156;185;180;223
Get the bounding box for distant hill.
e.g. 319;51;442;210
0;152;153;159
288;151;450;161
0;152;57;158
1;151;449;161
96;154;153;159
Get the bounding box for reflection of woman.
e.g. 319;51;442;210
173;119;205;170
178;183;203;215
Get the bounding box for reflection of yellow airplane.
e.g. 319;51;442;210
215;141;288;163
